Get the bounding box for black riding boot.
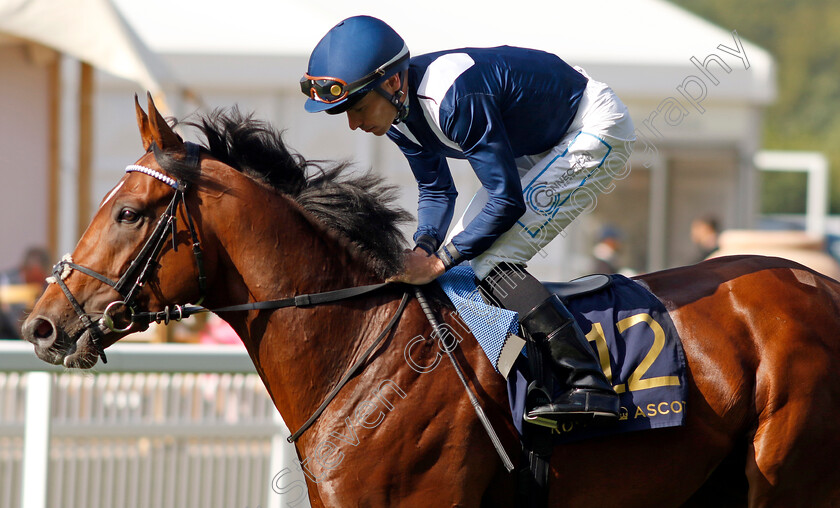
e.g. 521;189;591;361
520;294;619;426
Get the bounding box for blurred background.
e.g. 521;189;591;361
0;0;838;506
3;0;840;334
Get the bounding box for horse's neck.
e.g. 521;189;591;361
199;178;381;422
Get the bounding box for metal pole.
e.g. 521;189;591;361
47;52;61;261
76;61;93;239
21;371;53;508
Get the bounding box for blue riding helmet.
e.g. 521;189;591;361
301;16;409;117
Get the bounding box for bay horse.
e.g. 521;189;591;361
22;95;840;507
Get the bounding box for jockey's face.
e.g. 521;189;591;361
345;74;403;136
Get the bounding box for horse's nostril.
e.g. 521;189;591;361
31;318;55;340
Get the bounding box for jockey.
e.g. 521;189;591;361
301;15;635;427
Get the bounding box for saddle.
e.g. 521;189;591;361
543;273;613;299
436;267;688;507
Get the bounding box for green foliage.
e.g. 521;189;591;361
669;0;840;213
760;172;807;214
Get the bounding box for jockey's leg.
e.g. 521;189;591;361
479;263;618;427
452;74;633;427
519;294;619;425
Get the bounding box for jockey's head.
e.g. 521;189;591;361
300;16;410;124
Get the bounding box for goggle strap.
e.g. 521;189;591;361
302;44;410;103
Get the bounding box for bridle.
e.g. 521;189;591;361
46;142;410;444
48;142;207;363
45;140;511;469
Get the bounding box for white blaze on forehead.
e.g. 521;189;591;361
100;180;126;208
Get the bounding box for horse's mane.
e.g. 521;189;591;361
157;107;411;278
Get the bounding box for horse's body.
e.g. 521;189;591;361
22;97;840;507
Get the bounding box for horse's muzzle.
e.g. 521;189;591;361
22;315;66;365
21;315;101;369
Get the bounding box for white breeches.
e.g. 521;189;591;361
446;68;636;280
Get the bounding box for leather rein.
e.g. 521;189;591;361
49;143;206;363
48;142;410;441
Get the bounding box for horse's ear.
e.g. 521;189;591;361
135;93;154;151
146;91;183;151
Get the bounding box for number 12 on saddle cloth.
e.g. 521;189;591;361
437;266;688;443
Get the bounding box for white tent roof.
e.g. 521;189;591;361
111;0;775;103
0;0;169;94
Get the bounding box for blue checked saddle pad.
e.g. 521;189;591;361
437;266;688;444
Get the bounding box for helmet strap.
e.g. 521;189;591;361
375;70;409;125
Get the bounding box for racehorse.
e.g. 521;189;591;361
21;95;840;507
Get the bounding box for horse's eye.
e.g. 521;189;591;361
118;208;140;224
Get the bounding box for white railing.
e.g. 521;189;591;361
0;341;311;508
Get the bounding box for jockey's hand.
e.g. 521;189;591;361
387;247;446;285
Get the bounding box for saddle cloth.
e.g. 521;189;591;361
437;266;688;443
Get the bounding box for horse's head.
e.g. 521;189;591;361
23;93;411;369
22;94;210;368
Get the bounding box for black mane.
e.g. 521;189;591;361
157;107;411;278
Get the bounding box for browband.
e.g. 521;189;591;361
125;165;178;189
125;142;202;189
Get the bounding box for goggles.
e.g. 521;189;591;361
300;73;376;104
300;45;410;104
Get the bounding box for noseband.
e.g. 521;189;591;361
46;143;413;446
49;142;206;363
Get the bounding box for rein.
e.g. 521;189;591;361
48;143;205;363
49;143;512;470
49;143;411;441
288;291;410;442
131;282;392;324
147;284;410;443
